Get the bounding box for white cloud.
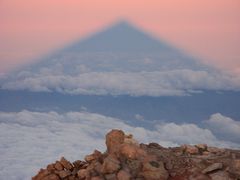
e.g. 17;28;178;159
0;110;239;179
206;113;240;143
2;70;240;96
135;114;144;121
155;123;216;145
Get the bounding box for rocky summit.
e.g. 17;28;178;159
33;129;240;180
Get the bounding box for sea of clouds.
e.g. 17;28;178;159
1;52;240;97
0;110;239;179
2;69;240;96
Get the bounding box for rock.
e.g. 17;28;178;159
60;157;73;170
106;129;125;154
54;161;64;171
232;159;240;170
189;172;211;180
165;161;173;170
209;171;231;180
229;159;240;176
89;161;101;175
91;176;104;180
46;164;55;172
126;159;142;177
68;176;77;180
202;163;223;174
120;144;138;159
41;174;60;180
117;170;131;180
85;150;102;162
182;145;199;155
124;134;139;146
32;129;240;180
196;144;207;151
142;160;169;180
202;151;211;155
207;147;224;154
32;169;50;180
57;170;71;178
104;173;117;180
73;160;85;169
101;155;121;174
147;143;164;149
77;169;88;179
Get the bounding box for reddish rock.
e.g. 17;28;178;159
92;161;102;174
73;160;85;169
182;145;199;155
229;159;240;176
202;163;223;174
207;147;224;154
104;173;117;180
32;169;50;180
117;170;131;180
105;129;125;154
232;159;240;170
120;144;138;159
85;150;102;162
32;129;240;180
101;155;121;174
124;134;139;146
57;170;71;178
202;151;211;155
46;164;55;172
142;160;169;180
91;176;104;180
188;173;211;180
148;142;164;149
209;171;232;180
195;144;207;151
77;169;88;179
41;174;60;180
54;161;64;171
60;157;73;170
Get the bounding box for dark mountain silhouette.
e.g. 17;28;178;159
15;20;211;74
65;20;180;53
1;20;238;125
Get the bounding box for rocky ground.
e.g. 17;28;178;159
33;129;240;180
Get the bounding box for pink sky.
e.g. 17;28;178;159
0;0;239;74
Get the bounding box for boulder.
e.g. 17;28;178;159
117;170;131;180
85;150;102;162
77;169;88;179
60;157;73;170
32;129;240;180
101;155;121;174
142;160;169;180
182;145;199;155
202;163;223;174
54;161;63;171
105;129;125;154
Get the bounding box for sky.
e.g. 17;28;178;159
0;0;240;74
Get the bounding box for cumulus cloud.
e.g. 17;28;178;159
0;110;239;179
2;69;240;96
206;113;240;144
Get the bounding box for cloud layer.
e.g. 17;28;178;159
2;69;240;96
1;51;240;96
0;110;239;179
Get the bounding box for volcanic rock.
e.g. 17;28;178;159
33;129;240;180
